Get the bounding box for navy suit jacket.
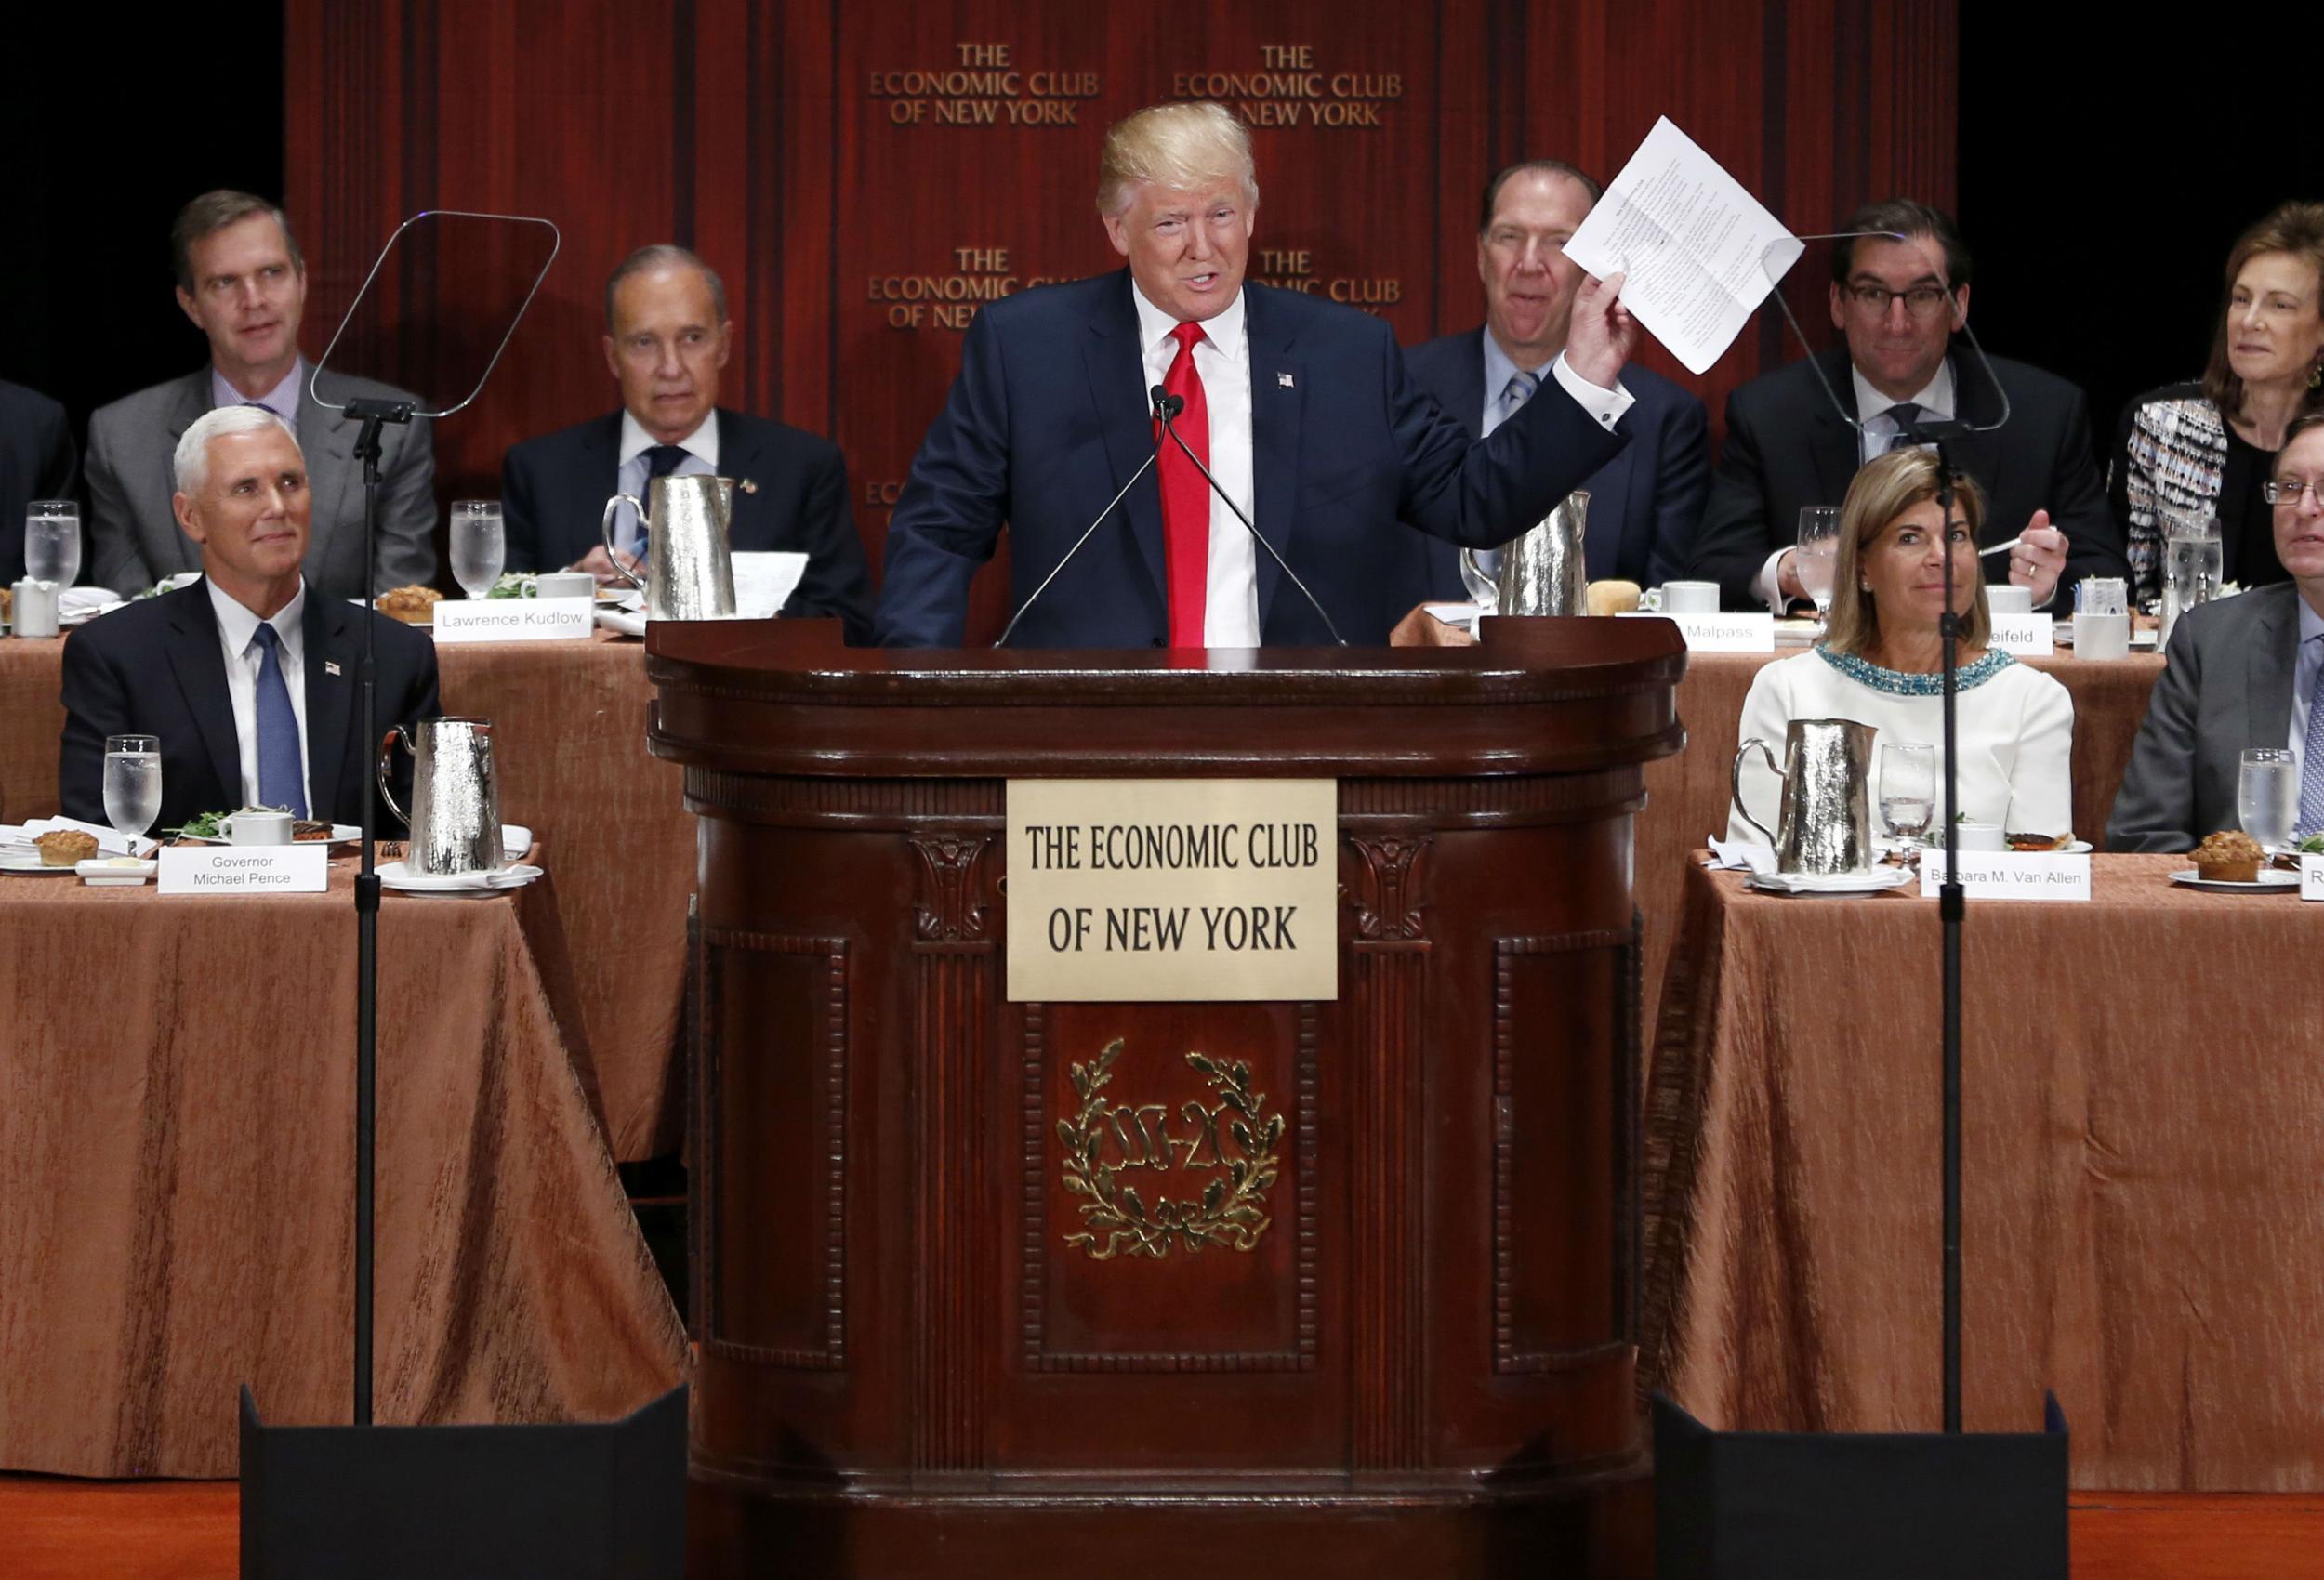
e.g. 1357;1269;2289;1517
59;582;441;833
1689;346;2129;612
1401;329;1708;596
500;406;875;643
0;378;80;586
874;270;1628;648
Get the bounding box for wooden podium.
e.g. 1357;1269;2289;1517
645;617;1685;1580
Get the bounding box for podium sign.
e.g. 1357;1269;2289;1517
1007;778;1338;1002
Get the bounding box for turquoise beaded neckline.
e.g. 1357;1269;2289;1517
1815;644;2014;695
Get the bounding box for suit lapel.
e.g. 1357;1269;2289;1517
1808;348;1864;507
2247;586;2299;749
162;586;243;802
1947;351;2013;547
1244;286;1302;627
157;375;213;575
301;593;354;822
1459;331;1488;440
303;386;362;574
1083;273;1169;605
715;409;772;541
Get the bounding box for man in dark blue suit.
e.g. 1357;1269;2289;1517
875;102;1640;650
501;245;874;642
1403;161;1708;599
0;378;79;586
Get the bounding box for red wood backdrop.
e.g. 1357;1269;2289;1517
285;0;1956;634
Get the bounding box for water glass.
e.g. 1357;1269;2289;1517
1878;741;1936;863
2159;520;2223;652
449;499;506;600
25;501;80;590
1795;507;1842;630
102;734;162;854
2239;747;2297;854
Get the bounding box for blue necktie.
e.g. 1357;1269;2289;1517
1884;401;1925;455
250;623;308;819
2301;638;2324;836
636;444;691;558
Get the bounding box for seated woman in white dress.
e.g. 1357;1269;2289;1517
1729;448;2076;843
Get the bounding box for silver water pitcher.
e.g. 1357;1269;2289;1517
1730;718;1879;875
1461;490;1591;616
601;472;738;620
376;717;503;876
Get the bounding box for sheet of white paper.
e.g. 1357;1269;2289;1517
732;552;810;619
1563;116;1803;375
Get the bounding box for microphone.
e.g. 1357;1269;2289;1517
992;388;1173;648
1151;384;1349;648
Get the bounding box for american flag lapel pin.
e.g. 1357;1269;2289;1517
324;660;342;677
1277;372;1295;388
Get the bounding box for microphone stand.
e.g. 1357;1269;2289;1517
343;393;412;1428
1155;396;1348;648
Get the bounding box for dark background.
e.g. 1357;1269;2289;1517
5;8;2319;507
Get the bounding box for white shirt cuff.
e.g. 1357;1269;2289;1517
1755;546;1789;612
1551;353;1633;432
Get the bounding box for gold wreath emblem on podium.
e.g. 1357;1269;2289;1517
1057;1039;1285;1260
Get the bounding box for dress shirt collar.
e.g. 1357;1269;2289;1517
206;574;308;660
2299;589;2324;656
1129;278;1248;367
211;358;307;431
1851;357;1955;427
1482;330;1552;401
617;409;719;469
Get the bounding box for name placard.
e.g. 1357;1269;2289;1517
1006;779;1338;1003
1618;611;1776;652
1985;612;2056;656
430;597;594;643
158;845;329;895
2301;855;2324;901
1920;849;2090;901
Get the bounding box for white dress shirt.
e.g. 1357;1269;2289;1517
1751;361;1959;611
2290;596;2324;761
1127;286;1632;645
210;358;307;439
610;411;719;559
206;575;312;809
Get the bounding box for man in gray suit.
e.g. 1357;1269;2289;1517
2110;413;2324;850
85;191;436;599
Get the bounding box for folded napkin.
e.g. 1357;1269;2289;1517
594;608;647;639
1705;837;1776;874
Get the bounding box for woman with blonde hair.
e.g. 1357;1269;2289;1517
1728;448;2076;841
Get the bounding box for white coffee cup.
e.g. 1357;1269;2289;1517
1986;584;2034;615
221;809;294;846
534;572;595;600
1659;580;1722;614
1953;821;2005;852
10;580;59;639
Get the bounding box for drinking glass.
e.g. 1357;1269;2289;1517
2238;747;2297;856
449;499;506;600
102;734;162;855
1795;507;1842;632
2159;517;2223;651
25;500;81;590
1879;741;1936;864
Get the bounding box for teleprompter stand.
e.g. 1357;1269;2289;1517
1651;235;2072;1580
237;214;684;1580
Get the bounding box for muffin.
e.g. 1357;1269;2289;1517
375;586;444;624
36;829;99;867
2193;830;2264;884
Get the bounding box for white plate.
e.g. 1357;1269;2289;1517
178;823;362;848
1744;866;1918;896
2169;868;2303;893
378;860;544;895
0;853;82;875
77;858;156;886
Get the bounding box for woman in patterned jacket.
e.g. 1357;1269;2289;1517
2109;201;2324;605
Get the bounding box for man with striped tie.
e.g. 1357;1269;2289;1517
85;191;438;600
59;406;440;834
2111;413;2324;850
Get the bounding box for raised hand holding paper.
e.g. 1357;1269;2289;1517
1562;116;1802;375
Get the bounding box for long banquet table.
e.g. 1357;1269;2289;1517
0;628;2172;1166
1640;855;2324;1492
0;857;690;1478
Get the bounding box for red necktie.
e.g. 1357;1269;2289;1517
1157;321;1210;647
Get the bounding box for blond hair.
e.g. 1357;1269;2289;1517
1096;102;1258;218
1823;447;1991;656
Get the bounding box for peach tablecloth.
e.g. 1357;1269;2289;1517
0;860;689;1477
0;629;690;1160
1640;854;2324;1491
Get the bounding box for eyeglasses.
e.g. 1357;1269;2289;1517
1846;283;1955;317
2264;478;2324;506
